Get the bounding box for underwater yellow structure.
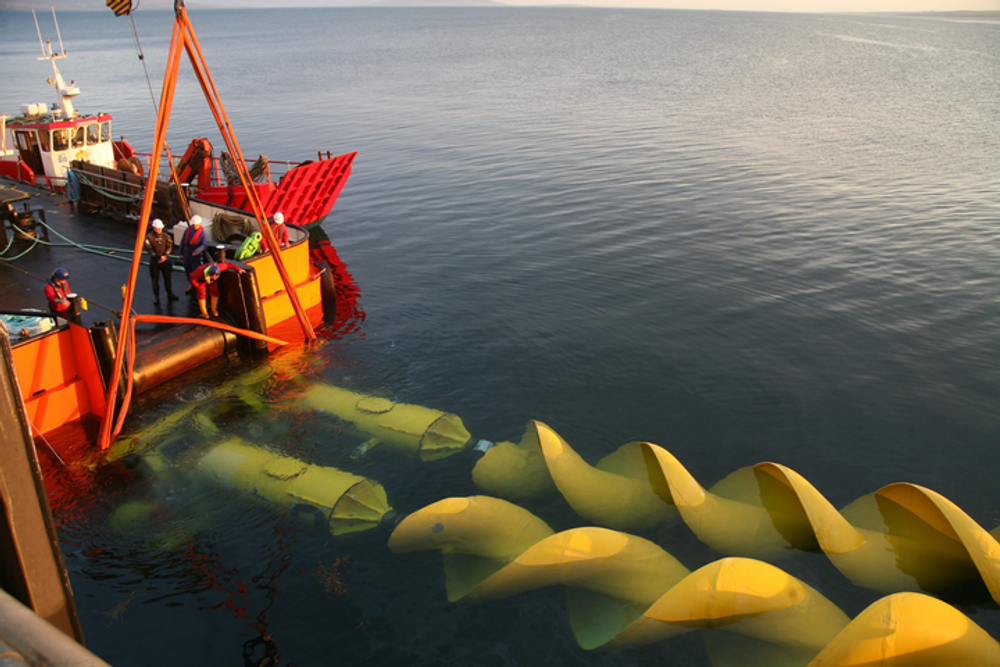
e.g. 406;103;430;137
390;495;1000;666
301;384;471;461
197;437;391;536
106;381;1000;664
106;373;393;538
471;421;1000;603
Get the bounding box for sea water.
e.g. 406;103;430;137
2;7;1000;665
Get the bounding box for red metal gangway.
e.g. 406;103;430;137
196;151;356;227
132;148;356;227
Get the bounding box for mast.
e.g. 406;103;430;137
33;10;79;119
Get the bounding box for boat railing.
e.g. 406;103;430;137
134;150;332;192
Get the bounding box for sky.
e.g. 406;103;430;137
4;0;1000;12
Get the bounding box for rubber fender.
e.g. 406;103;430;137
301;384;470;461
196;437;390;536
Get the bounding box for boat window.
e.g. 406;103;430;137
101;121;110;142
38;130;51;152
87;124;100;146
71;126;84;149
53;129;69;151
15;133;31;151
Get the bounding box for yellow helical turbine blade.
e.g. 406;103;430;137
808;593;1000;666
464;527;690;606
524;421;678;531
387;496;555;601
868;483;1000;599
640;443;1000;601
472;424;556;500
389;496;690;647
607;557;849;655
389;499;852;663
756;465;1000;599
641;442;821;558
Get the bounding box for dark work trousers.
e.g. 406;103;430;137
150;257;175;299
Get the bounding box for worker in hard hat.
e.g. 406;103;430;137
145;219;179;305
180;214;209;292
188;261;245;319
262;211;289;252
45;267;72;314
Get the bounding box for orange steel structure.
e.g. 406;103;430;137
97;0;316;449
11;324;106;436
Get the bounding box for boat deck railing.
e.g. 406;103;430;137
137;150;338;191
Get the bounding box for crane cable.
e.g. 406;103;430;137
125;7;193;221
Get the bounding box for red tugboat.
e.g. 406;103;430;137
0;11;120;188
1;10;354;232
1;4;362;450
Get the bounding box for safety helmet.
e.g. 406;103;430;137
191;215;203;226
206;264;221;278
53;267;69;281
151;218;164;229
273;212;284;224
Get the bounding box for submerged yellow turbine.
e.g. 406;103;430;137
809;593;1000;666
473;421;1000;602
390;495;1000;666
197;437;391;536
389;495;849;663
474;421;678;531
301;384;471;461
642;442;1000;601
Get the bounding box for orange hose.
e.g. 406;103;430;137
132;314;288;346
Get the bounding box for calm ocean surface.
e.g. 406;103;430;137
2;7;1000;666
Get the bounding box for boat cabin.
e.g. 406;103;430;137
1;111;116;187
0;30;118;188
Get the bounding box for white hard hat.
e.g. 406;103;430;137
151;218;164;229
273;212;284;224
191;215;203;226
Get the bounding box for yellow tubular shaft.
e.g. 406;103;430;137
197;437;390;535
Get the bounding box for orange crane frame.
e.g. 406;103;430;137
98;0;316;449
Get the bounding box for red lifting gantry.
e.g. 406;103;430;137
97;0;317;450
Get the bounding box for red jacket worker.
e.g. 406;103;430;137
44;267;72;314
262;211;289;252
189;261;244;319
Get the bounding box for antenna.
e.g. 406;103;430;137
52;8;67;56
33;10;46;57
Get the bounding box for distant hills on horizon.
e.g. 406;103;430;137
2;0;511;8
3;1;998;14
